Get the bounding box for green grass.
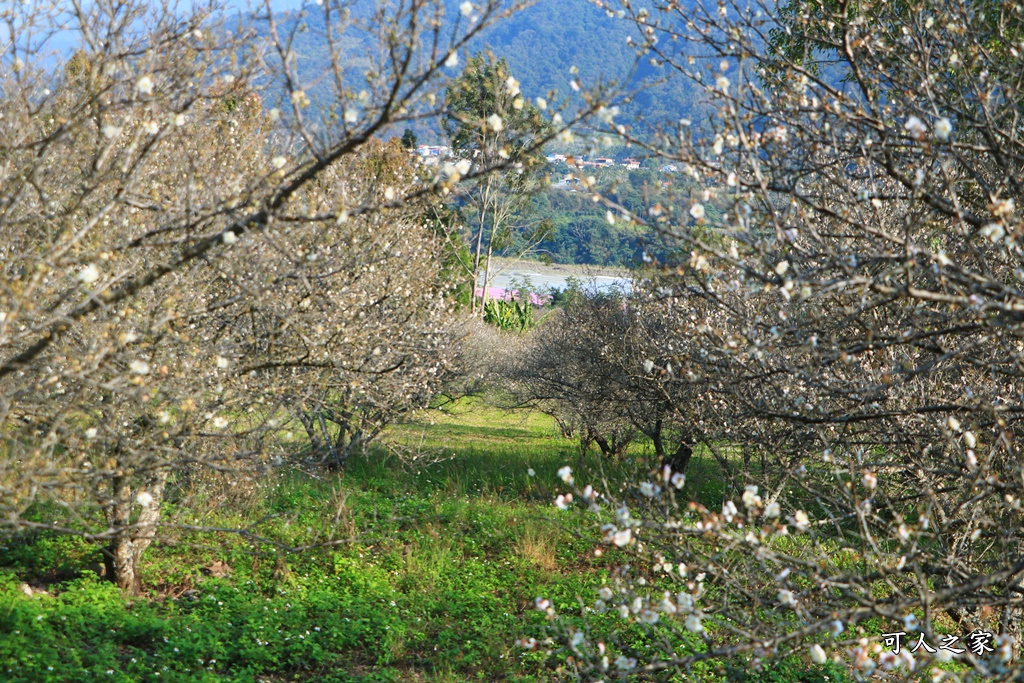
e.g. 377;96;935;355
0;400;849;682
0;400;664;682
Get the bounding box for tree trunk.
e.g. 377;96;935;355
651;420;693;474
102;472;167;595
317;411;340;467
104;534;140;594
297;410;324;455
471;175;493;316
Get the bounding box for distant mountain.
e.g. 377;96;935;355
258;0;706;141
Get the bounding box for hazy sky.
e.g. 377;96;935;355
15;1;310;62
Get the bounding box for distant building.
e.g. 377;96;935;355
622;158;641;169
660;164;679;173
415;145;450;165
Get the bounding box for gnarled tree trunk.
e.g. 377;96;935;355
102;471;167;595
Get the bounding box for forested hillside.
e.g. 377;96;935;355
263;0;705;140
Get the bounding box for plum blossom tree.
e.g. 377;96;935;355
532;0;1024;679
507;284;710;469
0;0;573;593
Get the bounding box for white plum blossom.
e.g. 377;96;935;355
614;656;637;670
222;230;238;244
862;471;877;490
78;264;101;284
964;431;976;448
101;124;121;139
535;97;547;110
534;597;550;611
527;468;535;477
144;121;159;135
793;510;810;531
721;500;738;522
598;586;613;600
505;76;520;96
853;647;876;673
741;485;761;509
612;528;632;547
555;493;573;510
557;465;573;484
685;614;703;632
136;491;155;507
777;589;797;607
459;1;473;16
344;109;358;124
129;360;151;375
671;472;686;489
934;117;952;141
764;501;780;518
689;203;705;220
639;610;659;624
445;52;459;68
904;116;927;138
85;427;98;439
810;644;827;665
486;113;503;132
639;481;660;497
272;156;287;170
136;75;154;95
980;223;1005;242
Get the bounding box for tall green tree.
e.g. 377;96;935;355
400;127;418;149
443;54;551;314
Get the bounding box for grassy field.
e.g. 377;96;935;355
0;400;692;683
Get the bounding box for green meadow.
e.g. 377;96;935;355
0;401;677;682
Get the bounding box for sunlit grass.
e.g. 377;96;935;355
0;398;636;682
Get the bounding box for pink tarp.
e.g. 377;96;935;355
475;286;551;306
